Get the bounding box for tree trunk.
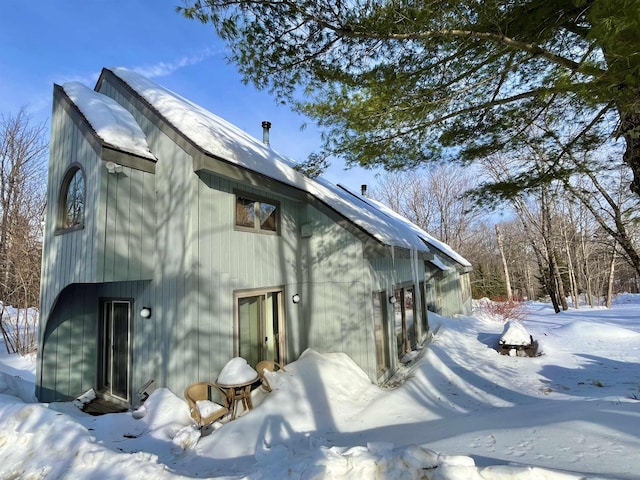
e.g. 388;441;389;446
579;231;594;307
563;227;579;308
621;112;640;197
550;251;569;311
525;263;535;300
495;224;513;301
605;247;616;308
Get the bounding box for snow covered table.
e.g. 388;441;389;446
216;357;259;419
498;321;538;357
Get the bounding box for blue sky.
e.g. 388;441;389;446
0;0;381;191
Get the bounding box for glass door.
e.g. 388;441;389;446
236;289;283;367
373;291;391;377
100;300;131;401
394;286;416;357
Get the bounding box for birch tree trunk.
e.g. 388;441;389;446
495;224;513;301
563;226;579;308
605;247;616;308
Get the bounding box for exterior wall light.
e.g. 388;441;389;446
105;161;124;174
292;294;300;304
140;307;152;318
389;296;397;304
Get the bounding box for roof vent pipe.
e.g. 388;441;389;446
262;121;271;146
361;184;368;196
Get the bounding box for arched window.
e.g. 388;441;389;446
59;166;85;230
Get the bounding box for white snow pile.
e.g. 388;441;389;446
1;296;639;479
217;356;259;385
499;321;532;346
62;81;156;160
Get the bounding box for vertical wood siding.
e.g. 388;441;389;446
98;167;155;282
40;73;471;405
38;284;98;401
38;88;157;403
297;204;375;380
39;92;102;349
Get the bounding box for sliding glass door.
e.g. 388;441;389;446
236;289;284;367
99;300;131;401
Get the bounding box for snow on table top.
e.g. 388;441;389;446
62;82;156;161
217;357;258;386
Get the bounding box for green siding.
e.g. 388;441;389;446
38;87;157;403
39;72;471;407
299;205;375;380
38;284;98;402
39;90;102;350
98;166;155;282
38;281;153;403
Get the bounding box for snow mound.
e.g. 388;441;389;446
553;320;640;342
500;321;532;346
217;356;258;385
0;372;36;403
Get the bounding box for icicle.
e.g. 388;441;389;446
410;247;420;285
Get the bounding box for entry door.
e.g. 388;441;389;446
237;290;283;367
394;286;416;357
100;300;131;401
373;291;391;377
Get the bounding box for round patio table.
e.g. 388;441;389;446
216;375;259;420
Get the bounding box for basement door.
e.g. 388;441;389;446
236;289;284;368
99;300;131;401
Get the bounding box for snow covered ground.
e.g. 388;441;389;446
0;296;639;479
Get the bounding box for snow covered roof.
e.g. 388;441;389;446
429;256;452;271
61;82;156;160
105;67;469;266
337;185;471;268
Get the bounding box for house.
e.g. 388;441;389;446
37;68;472;408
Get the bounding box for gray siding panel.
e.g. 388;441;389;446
300;205;375;379
39;281;154;404
188;172;378;384
39;91;102;325
38;284;98;402
38;88;157;403
40;72;471;406
99;167;155;282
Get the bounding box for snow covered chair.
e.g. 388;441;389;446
255;361;286;392
184;382;229;428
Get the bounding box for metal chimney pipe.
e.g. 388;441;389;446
361;184;368;196
262;121;272;145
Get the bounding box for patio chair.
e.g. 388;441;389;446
184;382;229;428
255;361;286;392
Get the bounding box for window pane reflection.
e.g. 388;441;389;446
64;168;85;228
235;194;278;233
236;197;255;227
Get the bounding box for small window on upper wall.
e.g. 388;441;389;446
235;193;279;234
58;166;85;231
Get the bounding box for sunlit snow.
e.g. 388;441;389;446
1;296;639;479
62;82;156;160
